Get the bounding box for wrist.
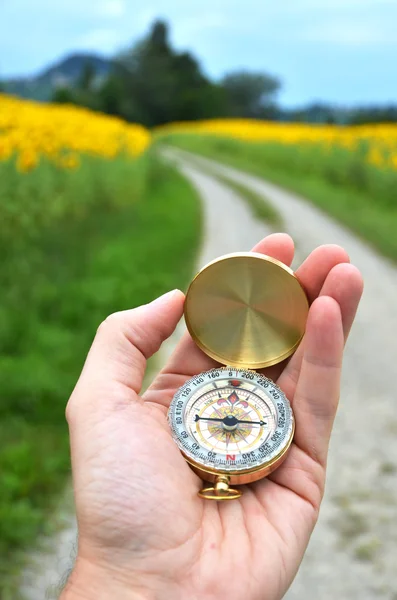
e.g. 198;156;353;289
60;558;151;600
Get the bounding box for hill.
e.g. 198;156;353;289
3;53;112;101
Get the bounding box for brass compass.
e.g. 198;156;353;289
168;252;309;500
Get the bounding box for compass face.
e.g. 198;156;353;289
168;367;294;473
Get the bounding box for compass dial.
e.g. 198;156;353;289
168;367;293;473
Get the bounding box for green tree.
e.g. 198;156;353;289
348;105;397;124
78;61;96;92
97;74;125;116
114;20;176;125
170;52;227;121
221;70;281;118
112;20;227;125
52;86;76;104
48;20;282;125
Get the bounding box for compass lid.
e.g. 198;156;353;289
184;252;309;370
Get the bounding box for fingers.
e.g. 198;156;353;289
261;244;351;381
288;296;344;467
251;232;295;265
66;290;185;422
277;263;363;398
318;263;363;340
295;244;350;303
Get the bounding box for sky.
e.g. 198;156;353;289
1;0;397;107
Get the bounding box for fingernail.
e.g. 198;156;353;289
151;289;183;306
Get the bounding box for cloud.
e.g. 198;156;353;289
285;0;395;9
302;22;397;45
77;28;120;52
172;12;235;49
99;0;125;18
25;0;126;19
176;12;229;37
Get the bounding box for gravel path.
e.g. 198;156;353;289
21;150;397;599
169;149;397;600
19;155;273;599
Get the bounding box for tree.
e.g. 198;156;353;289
170;52;227;121
97;74;125;116
48;20;282;125
113;20;177;125
112;20;227;125
78;61;96;92
221;70;281;119
52;86;76;104
348;105;397;124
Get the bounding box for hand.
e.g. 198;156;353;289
62;234;363;600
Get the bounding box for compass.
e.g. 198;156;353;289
168;252;309;500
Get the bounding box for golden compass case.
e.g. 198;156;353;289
168;252;309;500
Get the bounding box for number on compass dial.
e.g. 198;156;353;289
168;368;293;472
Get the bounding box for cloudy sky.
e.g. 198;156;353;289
1;0;396;106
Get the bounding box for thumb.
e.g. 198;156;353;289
66;289;185;422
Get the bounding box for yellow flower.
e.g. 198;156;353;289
0;92;151;171
17;148;38;172
156;118;397;174
59;153;80;170
367;147;384;167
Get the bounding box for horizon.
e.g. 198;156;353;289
1;1;397;107
6;49;397;111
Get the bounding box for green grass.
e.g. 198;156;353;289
184;154;282;228
215;173;282;228
0;150;201;597
163;133;397;262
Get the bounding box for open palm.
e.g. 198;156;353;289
64;234;363;600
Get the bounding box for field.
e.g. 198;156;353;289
159;120;397;261
0;95;201;595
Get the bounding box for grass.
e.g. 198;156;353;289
379;461;397;475
183;153;282;228
163;133;397;262
0;150;201;598
354;538;381;562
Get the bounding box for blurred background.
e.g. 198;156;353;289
1;1;396;599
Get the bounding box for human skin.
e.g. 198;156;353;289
61;233;363;600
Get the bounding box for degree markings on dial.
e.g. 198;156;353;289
192;387;267;409
172;371;293;470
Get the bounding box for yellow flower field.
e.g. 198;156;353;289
159;118;397;170
0;93;151;172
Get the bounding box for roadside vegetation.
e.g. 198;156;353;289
161;128;397;261
182;152;282;228
0;95;201;596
